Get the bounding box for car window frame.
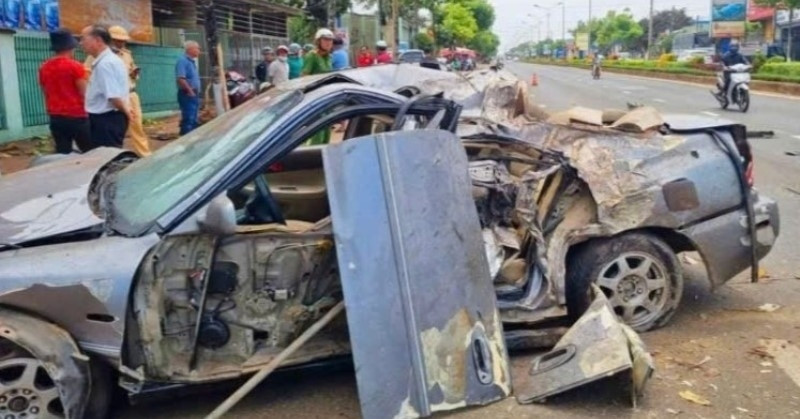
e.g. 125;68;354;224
234;100;462;225
153;87;412;236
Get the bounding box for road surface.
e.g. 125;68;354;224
118;63;800;419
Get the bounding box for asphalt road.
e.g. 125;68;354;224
118;64;800;419
512;62;800;280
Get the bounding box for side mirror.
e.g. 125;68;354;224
198;195;237;236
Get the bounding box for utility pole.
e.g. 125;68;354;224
588;0;592;53
392;0;399;57
646;0;654;59
561;2;566;45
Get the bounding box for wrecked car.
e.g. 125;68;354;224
0;65;779;417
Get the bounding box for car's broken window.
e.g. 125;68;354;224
110;91;303;235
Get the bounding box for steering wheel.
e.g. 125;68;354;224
242;175;286;225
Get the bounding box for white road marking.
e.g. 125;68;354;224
538;104;547;108
763;340;800;389
701;111;720;117
623;90;631;95
653;98;666;103
793;135;800;140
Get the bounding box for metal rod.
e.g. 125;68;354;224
205;301;346;419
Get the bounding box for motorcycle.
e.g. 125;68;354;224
712;63;751;112
225;71;257;108
591;63;601;80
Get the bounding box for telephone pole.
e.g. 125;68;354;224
392;0;399;56
588;0;592;52
646;0;654;59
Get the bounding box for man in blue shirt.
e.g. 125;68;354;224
331;37;349;71
175;41;202;135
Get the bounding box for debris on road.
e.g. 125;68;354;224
516;286;654;406
757;303;781;312
679;389;712;406
726;303;781;313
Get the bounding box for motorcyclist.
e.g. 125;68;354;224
717;40;749;98
591;53;602;77
375;40;392;64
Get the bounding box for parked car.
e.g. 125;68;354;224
397;48;424;64
0;66;779;417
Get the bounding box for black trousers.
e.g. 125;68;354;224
89;111;128;149
49;115;91;154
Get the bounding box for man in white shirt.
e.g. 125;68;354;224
268;45;290;85
80;25;131;148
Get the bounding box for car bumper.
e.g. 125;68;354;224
680;191;779;287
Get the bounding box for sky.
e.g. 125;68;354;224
492;0;714;52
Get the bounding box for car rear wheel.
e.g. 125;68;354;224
566;233;684;332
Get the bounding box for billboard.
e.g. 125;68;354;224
711;0;746;38
60;0;153;43
747;0;774;21
576;32;589;51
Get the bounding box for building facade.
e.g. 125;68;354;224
0;0;298;144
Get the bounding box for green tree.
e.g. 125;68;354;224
595;10;643;53
468;30;499;57
441;3;478;45
466;0;495;31
288;16;317;44
755;0;800;61
415;32;435;51
635;7;693;54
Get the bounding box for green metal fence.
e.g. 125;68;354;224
14;34;50;127
0;65;5;130
13;34;183;127
129;44;183;113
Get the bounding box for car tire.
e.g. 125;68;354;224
84;360;114;419
566;232;684;332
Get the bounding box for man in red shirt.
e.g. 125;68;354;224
39;28;90;154
375;40;392;64
357;46;374;67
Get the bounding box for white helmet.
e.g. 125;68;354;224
376;40;388;48
315;28;334;41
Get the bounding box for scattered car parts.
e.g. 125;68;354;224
516;286;654;406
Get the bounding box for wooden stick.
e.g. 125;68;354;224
205;301;345;419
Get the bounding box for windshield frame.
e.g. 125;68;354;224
108;84;408;238
107;90;304;237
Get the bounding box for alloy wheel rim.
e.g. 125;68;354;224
595;252;671;328
0;358;63;419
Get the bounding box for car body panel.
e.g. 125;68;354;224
680;192;779;287
0;148;128;246
0;234;160;359
324;131;511;418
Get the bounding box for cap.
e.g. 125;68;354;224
262;46;274;54
289;43;301;54
276;45;289;53
108;25;130;42
376;40;388;48
303;43;314;52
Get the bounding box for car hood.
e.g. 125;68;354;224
0;148;129;246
